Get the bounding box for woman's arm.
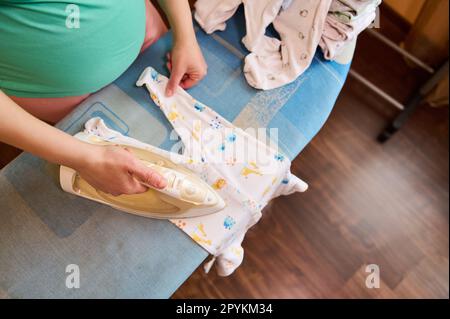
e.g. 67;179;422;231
157;0;207;96
0;91;166;195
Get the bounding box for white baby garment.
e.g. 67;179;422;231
195;0;332;91
78;67;308;276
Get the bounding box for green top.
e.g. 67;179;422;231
0;0;146;98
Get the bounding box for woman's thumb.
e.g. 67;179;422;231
132;162;167;189
166;69;184;97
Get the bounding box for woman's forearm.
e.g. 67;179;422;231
157;0;196;43
0;90;91;168
0;91;166;194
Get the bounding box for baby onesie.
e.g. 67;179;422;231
194;0;332;90
77;67;308;276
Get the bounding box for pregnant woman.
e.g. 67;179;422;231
0;0;207;195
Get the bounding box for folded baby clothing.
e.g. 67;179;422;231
79;67;308;276
194;0;332;91
329;0;381;23
194;0;382;87
320;0;381;60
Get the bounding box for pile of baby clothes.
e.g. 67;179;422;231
320;0;382;60
194;0;382;90
195;0;333;90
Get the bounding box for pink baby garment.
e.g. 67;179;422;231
320;0;381;60
194;0;332;90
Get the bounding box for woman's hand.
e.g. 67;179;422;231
165;39;207;96
157;0;207;96
75;145;167;196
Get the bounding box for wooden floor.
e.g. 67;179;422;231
172;82;449;299
172;78;449;298
172;8;449;299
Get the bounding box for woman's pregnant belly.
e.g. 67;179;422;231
0;0;146;98
6;1;168;123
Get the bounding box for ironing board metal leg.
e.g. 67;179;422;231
378;60;449;143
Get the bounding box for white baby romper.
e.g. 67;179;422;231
79;67;308;276
194;0;332;90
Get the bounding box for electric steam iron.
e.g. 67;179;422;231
59;134;226;219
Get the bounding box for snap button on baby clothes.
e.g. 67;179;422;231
300;9;308;17
298;32;305;40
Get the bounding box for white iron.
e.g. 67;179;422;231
60;135;226;219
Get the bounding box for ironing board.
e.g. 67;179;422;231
0;10;351;298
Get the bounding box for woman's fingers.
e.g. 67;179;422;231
180;76;199;89
166;68;185;97
164;40;208;95
77;145;167;197
131;161;167;189
124;175;148;195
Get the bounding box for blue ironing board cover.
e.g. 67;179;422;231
0;11;350;298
